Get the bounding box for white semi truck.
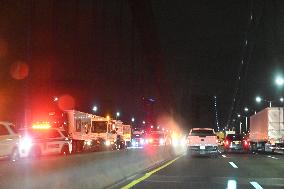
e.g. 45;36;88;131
249;107;284;152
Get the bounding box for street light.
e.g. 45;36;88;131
275;75;284;86
106;115;110;120
280;97;284;103
237;114;241;118
131;117;135;122
244;107;249;112
142;121;145;124
92;105;98;112
116;112;120;119
255;96;262;103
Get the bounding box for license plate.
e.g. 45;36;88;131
200;146;205;150
234;141;240;144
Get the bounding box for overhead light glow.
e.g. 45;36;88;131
275;76;284;86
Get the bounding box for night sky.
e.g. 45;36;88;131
0;0;283;131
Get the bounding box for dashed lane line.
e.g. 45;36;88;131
250;181;264;189
228;162;238;168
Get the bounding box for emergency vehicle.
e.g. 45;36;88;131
18;122;72;158
131;128;145;147
0;122;20;161
145;131;171;146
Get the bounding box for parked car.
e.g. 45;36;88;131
0;122;20;161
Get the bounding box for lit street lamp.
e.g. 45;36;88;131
244;107;249;112
131;117;135;122
142;121;146;124
116;112;120;119
255;96;262;103
106;115;110;120
255;96;271;107
280;97;284;103
92;105;98;112
275;75;284;86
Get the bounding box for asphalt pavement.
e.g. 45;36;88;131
116;152;284;189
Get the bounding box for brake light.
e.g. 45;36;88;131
225;140;230;146
244;140;248;146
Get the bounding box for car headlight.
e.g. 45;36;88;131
105;140;111;146
172;139;178;146
20;136;32;151
85;140;92;146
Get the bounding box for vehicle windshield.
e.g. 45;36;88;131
190;129;215;136
91;121;108;133
226;134;243;141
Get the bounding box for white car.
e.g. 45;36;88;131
0;122;20;161
19;125;72;158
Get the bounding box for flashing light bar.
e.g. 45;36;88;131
32;122;51;129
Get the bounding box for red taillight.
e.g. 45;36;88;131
225;140;230;146
244;140;248;146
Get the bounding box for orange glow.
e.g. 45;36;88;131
32;122;51;129
106;115;110;120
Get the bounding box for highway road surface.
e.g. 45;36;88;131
115;152;284;189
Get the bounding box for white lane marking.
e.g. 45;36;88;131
228;162;238;168
222;155;226;158
250;181;263;189
227;180;237;189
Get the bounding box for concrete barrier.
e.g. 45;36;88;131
0;146;185;189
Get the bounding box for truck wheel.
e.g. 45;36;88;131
10;148;19;162
61;146;70;156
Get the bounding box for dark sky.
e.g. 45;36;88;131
0;0;283;130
